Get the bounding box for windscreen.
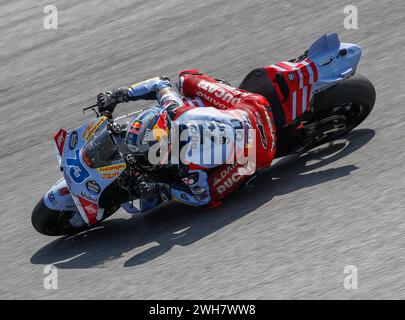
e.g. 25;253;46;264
82;127;121;169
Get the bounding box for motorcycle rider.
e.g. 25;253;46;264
96;70;277;209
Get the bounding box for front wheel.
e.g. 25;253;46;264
31;199;119;236
31;199;87;236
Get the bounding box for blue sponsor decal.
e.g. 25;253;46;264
86;180;101;195
68;131;78;150
66;149;90;184
47;191;57;205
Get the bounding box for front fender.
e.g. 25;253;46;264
43;178;77;212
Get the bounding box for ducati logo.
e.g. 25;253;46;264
216;172;242;195
215;162;256;195
197;80;247;106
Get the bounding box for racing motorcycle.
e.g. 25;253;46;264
32;33;376;236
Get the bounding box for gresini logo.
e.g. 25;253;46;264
86;180;101;195
84;204;97;216
68;131;78;150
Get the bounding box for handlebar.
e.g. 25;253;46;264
82;103;100;117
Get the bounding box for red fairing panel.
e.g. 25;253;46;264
77;196;99;225
265;58;318;124
54;128;68;156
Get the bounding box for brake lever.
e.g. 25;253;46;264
82;104;100;117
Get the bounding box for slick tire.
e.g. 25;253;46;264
31;198;87;236
312;73;376;134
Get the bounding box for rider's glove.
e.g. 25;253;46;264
97;87;130;115
139;181;155;200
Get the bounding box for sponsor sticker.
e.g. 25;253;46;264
82;117;107;142
54;129;68;155
58;187;70;196
96;163;126;173
101;172;120;180
128;120;143;134
86;180;101;195
77;196;98;225
152;112;169;142
68;131;78;150
47;191;57;205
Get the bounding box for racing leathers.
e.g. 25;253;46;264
98;71;277;209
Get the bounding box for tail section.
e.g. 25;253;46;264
263;59;319;124
307;33;362;93
240;33;363;127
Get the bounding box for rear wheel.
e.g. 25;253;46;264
312;73;376;135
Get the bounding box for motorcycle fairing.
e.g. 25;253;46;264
53;128;68;167
43;177;77;211
307;33;362;93
46;116;126;225
265;59;319;123
44;33;364;224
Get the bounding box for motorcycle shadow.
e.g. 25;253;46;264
31;129;375;269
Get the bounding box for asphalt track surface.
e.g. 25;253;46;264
1;0;404;299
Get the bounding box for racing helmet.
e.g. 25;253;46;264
125;108;170;162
